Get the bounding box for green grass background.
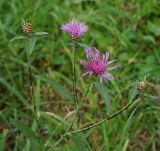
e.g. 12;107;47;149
0;0;160;150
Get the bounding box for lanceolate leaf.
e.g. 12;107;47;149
9;118;39;144
28;36;37;55
42;112;70;126
95;81;111;114
77;42;90;48
33;32;48;36
129;81;138;101
10;36;25;42
36;76;74;102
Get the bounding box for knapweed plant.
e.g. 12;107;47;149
11;19;48;150
10;18;155;150
48;19;146;149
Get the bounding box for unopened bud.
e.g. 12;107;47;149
22;22;32;34
137;81;146;90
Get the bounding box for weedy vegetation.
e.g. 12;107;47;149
0;0;160;151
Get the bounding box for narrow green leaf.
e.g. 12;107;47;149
33;32;48;36
129;81;138;101
36;76;74;102
42;111;70;126
21;18;25;25
102;124;110;151
122;139;129;151
71;133;88;151
95;81;111;114
0;129;8;151
77;42;90;48
28;36;37;55
0;77;28;106
9;118;39;144
10;36;25;42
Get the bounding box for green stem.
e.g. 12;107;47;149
140;92;160;99
72;40;78;108
49;83;92;150
69;83;92;131
26;36;44;151
68;93;140;134
50;92;140;149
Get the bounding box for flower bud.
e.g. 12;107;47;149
137;81;146;90
22;22;32;34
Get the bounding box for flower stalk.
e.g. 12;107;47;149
25;35;44;151
49;83;92;150
68;83;93;131
72;40;79;109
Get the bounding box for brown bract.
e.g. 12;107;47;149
22;22;32;34
137;81;146;90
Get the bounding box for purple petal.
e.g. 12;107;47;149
80;60;86;67
103;73;114;80
107;65;118;71
100;76;103;83
107;59;117;65
82;72;89;77
89;71;93;75
93;47;100;58
85;48;93;58
102;54;105;61
105;52;109;62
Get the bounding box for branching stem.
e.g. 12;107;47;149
51;91;140;149
69;93;140;134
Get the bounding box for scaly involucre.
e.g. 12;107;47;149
61;19;88;39
80;47;118;83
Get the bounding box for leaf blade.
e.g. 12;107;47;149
28;36;37;55
77;42;90;48
33;32;48;36
10;36;25;42
42;111;70;126
36;76;74;102
95;81;111;114
9;118;39;144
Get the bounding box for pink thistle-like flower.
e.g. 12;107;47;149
80;47;118;83
60;19;88;39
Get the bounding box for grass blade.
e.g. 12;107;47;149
9;118;39;144
42;111;70;126
95;81;111;114
37;75;74;102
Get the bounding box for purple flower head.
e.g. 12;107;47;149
61;19;88;39
80;47;118;83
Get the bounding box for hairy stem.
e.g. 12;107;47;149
26;36;44;151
